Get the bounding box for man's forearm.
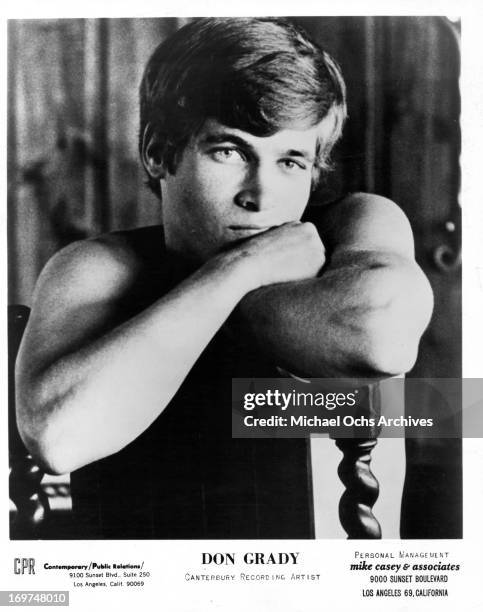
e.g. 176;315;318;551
17;221;324;475
238;250;433;378
17;251;254;475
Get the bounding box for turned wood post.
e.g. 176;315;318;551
333;384;382;539
9;305;50;537
9;456;50;536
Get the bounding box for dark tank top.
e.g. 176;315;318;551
70;323;314;539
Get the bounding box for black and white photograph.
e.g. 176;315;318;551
7;14;461;539
3;5;482;611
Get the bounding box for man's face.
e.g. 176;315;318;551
160;117;334;263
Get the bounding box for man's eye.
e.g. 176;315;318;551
211;147;245;163
280;159;306;172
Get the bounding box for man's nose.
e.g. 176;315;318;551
234;164;276;212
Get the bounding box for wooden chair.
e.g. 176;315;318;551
8;305;50;539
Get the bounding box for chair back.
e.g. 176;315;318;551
8;305;50;538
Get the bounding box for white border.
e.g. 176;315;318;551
1;3;482;611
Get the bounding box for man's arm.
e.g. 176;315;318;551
237;193;434;378
16;223;323;474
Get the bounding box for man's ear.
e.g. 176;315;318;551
141;124;166;179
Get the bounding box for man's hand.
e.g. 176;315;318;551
231;221;326;288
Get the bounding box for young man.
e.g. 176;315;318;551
16;18;433;538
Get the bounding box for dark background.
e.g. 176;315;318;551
7;17;462;537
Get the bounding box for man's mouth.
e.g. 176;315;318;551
227;225;271;238
229;225;271;230
228;225;272;236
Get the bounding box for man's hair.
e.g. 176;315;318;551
139;17;347;198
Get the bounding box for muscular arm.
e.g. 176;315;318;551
16;223;322;474
237;193;434;378
16;241;253;474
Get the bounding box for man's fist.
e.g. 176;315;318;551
232;222;326;288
